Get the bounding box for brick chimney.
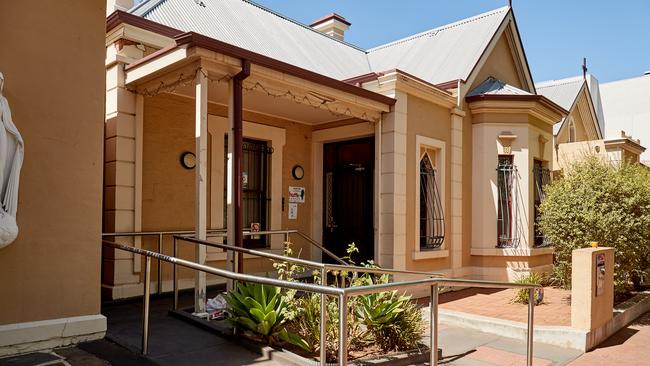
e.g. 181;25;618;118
310;13;351;41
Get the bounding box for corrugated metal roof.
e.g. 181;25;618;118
467;77;531;96
535;76;584;111
132;0;370;80
130;0;510;85
536;74;606;136
367;7;510;85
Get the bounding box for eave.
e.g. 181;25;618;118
465;94;568;126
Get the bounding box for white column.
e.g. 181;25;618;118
450;108;465;275
194;68;208;314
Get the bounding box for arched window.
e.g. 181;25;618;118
569;119;576;142
420;153;445;249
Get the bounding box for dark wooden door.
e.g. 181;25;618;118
323;138;374;263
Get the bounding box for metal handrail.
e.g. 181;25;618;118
176;236;444;285
103;238;539;366
102;228;348;295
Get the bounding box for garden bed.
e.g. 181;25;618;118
169;306;435;365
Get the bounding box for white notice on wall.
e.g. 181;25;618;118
288;186;305;203
288;203;298;220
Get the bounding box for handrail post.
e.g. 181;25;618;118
430;284;439;366
142;256;152;355
173;237;179;310
338;293;347;366
320;267;327;365
284;231;290;244
527;288;535;366
157;233;163;295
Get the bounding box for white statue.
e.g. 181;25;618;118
0;72;24;249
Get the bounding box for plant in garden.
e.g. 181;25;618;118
224;282;309;351
511;272;545;305
272;241;305;321
538;156;650;294
355;280;424;351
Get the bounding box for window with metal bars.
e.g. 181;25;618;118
496;155;519;248
420;153;445;250
533;160;551;247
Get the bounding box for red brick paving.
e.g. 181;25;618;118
438;287;572;326
569;311;650;365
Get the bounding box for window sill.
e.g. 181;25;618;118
207;248;282;261
412;249;449;260
470;247;553;257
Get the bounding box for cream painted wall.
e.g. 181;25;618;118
405;95;452;272
469;35;525;91
0;1;106;324
139;93;314;283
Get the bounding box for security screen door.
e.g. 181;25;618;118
323;137;374;263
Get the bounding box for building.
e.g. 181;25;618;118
537;74;646;172
601;73;650;165
102;0;568;306
0;0;107;356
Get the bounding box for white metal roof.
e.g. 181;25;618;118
367;7;510;85
130;0;511;85
536;74;605;136
467;77;532;97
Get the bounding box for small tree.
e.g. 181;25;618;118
539;156;650;295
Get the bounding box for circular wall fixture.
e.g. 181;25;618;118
180;151;196;169
291;165;304;180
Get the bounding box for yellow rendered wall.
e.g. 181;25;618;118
0;0;106;324
141;93;314;280
405;95;452;272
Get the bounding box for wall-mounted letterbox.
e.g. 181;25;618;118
596;253;605;297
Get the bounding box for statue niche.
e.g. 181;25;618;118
0;72;24;248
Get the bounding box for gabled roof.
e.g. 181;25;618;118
128;0;512;86
536;74;604;137
467;77;532;97
367;7;511;85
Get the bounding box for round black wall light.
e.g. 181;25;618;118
292;165;304;180
180;151;196;169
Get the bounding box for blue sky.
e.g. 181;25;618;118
253;0;649;83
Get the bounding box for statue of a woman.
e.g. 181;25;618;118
0;72;24;249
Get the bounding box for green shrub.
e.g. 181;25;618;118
539;156;650;294
511;272;545;305
224;282;309;351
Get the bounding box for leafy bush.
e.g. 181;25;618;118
511;272;545;305
538;156;650;294
224;282;309;350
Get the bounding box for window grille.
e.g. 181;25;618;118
496;155;519;248
420;154;445;249
533;160;552;247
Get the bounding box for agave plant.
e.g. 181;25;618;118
224;282;309;351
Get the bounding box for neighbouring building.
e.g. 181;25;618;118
537;74;646;173
0;0;107;356
601;72;650;165
102;0;569;304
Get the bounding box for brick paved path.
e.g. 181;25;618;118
569;311;650;366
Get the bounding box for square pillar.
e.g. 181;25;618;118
194;68;208;314
571;247;614;331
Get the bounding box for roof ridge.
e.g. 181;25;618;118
367;6;509;53
536;76;585;88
